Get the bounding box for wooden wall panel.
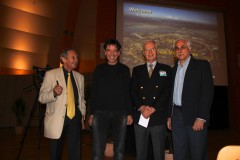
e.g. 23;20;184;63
0;1;56;72
78;60;96;74
0;4;54;36
0;0;55;17
95;0;116;65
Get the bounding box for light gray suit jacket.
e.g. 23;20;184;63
38;67;86;139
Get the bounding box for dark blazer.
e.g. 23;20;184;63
131;62;172;127
169;57;214;125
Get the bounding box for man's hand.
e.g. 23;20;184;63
127;115;133;125
192;118;205;131
53;84;63;97
167;118;172;130
149;107;156;114
82;117;85;130
88;115;93;126
139;106;151;118
139;106;156;118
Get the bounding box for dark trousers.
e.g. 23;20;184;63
134;124;166;160
50;112;82;160
172;107;208;160
92;111;127;160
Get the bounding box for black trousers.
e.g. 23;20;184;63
92;111;127;160
50;111;82;160
134;124;166;160
172;107;208;160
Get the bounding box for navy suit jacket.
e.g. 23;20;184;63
131;63;172;127
169;57;214;125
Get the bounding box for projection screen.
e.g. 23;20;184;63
116;0;228;86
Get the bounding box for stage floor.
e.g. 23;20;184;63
0;127;239;160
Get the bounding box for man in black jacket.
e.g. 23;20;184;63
89;39;133;160
131;40;172;160
167;39;214;160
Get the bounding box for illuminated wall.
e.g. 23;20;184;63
0;0;64;74
0;0;98;127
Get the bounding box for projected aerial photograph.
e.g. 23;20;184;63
122;2;222;72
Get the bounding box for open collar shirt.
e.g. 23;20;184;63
173;56;191;106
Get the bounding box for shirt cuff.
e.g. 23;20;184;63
197;117;206;122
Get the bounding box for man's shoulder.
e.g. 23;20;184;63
72;70;83;77
95;63;107;70
118;62;130;70
191;58;210;67
157;63;171;70
45;68;61;74
133;63;146;70
191;57;208;63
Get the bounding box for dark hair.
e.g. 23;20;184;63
103;39;121;51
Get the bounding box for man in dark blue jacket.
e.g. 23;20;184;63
131;40;172;160
167;39;214;160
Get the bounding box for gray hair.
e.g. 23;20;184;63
60;48;74;64
174;39;191;49
143;40;158;50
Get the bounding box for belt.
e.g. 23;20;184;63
174;104;182;109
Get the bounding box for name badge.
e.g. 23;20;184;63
159;71;167;76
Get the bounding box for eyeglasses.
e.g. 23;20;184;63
145;48;157;52
174;45;188;51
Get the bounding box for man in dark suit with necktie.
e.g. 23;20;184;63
131;40;172;160
167;39;214;160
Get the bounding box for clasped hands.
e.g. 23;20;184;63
139;105;156;119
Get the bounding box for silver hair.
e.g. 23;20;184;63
60;48;74;64
174;39;191;49
142;40;158;55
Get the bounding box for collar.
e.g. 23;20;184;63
147;60;157;68
178;56;191;67
62;66;72;75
